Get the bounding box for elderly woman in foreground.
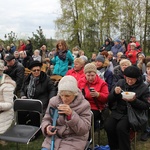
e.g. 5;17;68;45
41;75;91;150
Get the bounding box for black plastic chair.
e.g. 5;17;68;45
0;99;43;150
85;111;95;150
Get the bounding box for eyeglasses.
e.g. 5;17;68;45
32;69;40;72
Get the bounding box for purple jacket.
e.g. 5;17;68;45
41;90;91;150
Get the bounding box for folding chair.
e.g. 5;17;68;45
85;111;95;150
0;99;43;150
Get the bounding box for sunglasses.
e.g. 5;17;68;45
32;69;40;72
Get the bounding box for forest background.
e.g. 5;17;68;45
0;0;149;57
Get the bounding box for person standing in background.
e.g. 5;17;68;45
50;40;74;76
25;40;33;57
18;40;26;52
127;35;142;52
10;43;16;54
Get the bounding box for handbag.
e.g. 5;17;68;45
127;102;148;131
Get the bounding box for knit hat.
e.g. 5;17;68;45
28;60;42;70
58;75;78;94
123;66;141;78
114;39;121;43
84;63;97;74
80;55;88;62
130;42;136;47
95;55;105;63
0;60;4;71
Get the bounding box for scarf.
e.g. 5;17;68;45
97;67;106;80
27;75;39;98
56;49;67;61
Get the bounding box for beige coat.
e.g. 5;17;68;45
0;74;16;134
41;90;91;150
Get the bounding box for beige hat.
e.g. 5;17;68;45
84;63;97;74
130;42;136;47
0;60;4;71
58;75;78;94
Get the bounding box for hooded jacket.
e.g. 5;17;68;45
0;74;16;134
78;75;109;110
41;90;91;150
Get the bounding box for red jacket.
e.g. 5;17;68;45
125;49;139;65
127;41;142;52
78;75;109;110
66;68;85;81
18;43;26;52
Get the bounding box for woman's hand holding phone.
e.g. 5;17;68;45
90;87;100;97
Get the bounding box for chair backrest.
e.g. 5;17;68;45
14;99;43;113
14;99;43;124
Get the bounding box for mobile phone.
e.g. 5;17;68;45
90;87;95;92
51;128;56;132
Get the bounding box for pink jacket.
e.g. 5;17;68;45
41;90;91;150
78;75;109;111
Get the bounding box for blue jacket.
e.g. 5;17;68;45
111;44;124;57
51;50;74;76
10;46;16;54
97;67;113;92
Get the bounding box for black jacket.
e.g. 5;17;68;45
25;43;33;56
21;71;57;112
4;61;25;91
108;77;150;120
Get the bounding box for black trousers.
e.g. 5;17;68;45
91;109;102;130
104;115;131;150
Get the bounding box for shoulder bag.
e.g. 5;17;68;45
127;102;148;131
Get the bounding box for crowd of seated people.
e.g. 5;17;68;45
0;36;150;150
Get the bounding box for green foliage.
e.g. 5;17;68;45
55;0;120;54
28;26;47;50
1;27;56;51
55;0;149;53
3;31;17;47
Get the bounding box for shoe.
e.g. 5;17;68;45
0;140;7;146
140;132;150;141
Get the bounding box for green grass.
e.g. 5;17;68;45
0;134;44;150
0;130;150;150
